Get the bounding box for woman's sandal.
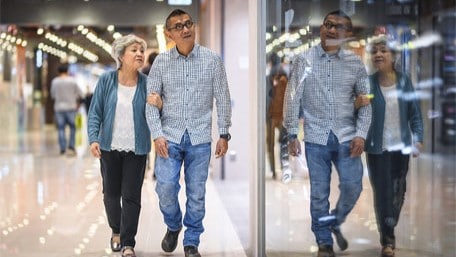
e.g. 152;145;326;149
121;246;136;257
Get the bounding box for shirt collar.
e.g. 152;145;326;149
171;44;200;59
317;43;350;59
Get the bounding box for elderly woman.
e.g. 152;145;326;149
87;34;161;257
360;35;424;257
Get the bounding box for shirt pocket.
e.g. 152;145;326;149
192;70;213;112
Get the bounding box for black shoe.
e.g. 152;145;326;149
121;246;136;257
110;234;121;252
331;227;348;251
184;245;201;257
161;228;181;252
317;245;335;257
66;148;76;157
381;244;395;257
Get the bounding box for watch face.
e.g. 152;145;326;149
221;134;231;141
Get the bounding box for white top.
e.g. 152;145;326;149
50;76;83;111
381;84;403;151
111;83;137;152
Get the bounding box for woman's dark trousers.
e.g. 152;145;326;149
100;150;147;248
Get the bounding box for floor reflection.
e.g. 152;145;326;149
0;80;455;257
0;108;245;257
265;153;455;257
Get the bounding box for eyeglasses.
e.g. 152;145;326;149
323;21;349;32
168;20;194;31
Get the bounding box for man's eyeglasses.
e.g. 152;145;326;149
323;21;349;32
168;20;194;31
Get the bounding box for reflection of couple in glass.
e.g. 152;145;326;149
284;10;423;257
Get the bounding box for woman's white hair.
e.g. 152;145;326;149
366;34;401;74
111;34;147;69
366;34;399;53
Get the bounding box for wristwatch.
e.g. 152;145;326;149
220;133;231;141
287;134;297;142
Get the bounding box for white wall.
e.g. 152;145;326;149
220;0;251;180
199;0;255;253
200;0;252;181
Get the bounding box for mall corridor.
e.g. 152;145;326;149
0;1;455;256
0;84;246;257
0;80;455;257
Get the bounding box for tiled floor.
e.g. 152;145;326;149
0;83;455;257
262;152;456;257
0;127;246;257
212;152;456;257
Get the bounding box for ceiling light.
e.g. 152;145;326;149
168;0;191;5
156;24;166;53
78;29;112;54
113;32;122;39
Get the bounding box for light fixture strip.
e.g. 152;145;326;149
39;29;99;62
77;25;112;54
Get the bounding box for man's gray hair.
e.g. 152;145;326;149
111;34;147;69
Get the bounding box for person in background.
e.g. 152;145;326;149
87;34;162;257
50;63;84;156
146;9;232;257
362;35;424;257
266;52;288;180
83;84;93;114
142;51;159;75
283;10;372;257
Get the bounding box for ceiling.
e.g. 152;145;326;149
0;0;200;64
11;24;153;64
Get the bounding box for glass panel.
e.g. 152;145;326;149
264;1;455;257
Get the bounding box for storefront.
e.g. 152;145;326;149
250;0;455;256
0;0;454;256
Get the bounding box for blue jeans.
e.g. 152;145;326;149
54;110;76;152
305;131;363;246
155;130;211;247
